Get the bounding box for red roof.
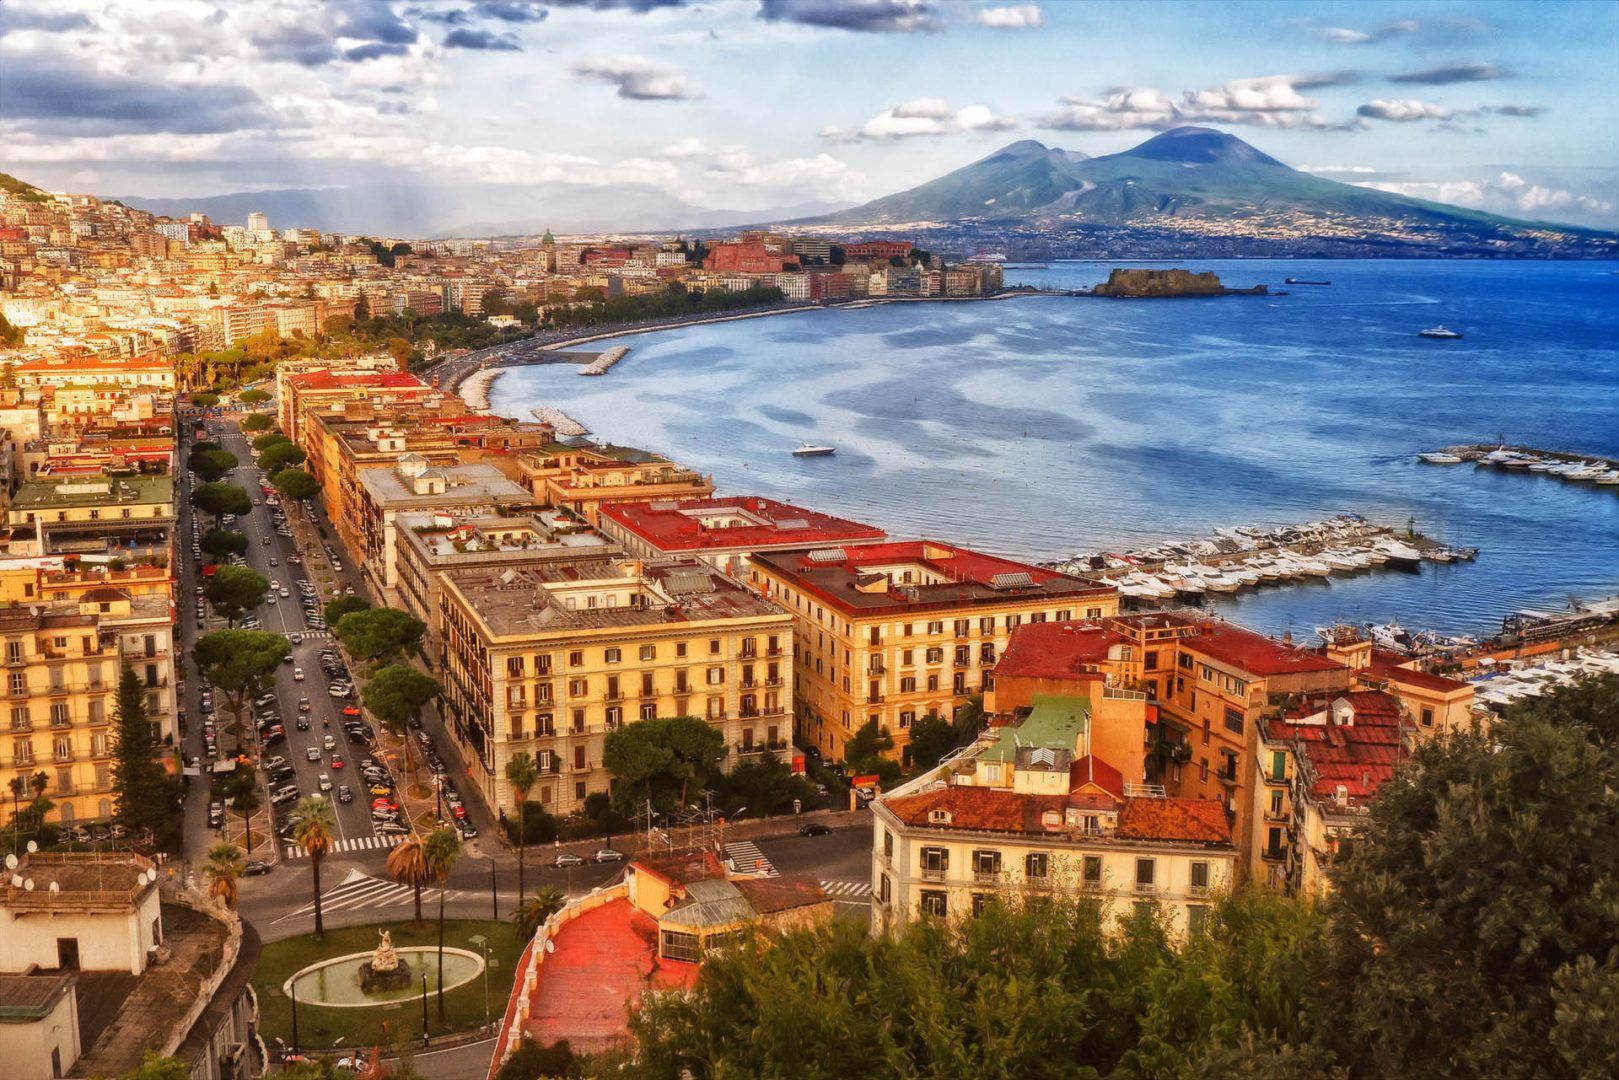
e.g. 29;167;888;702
995;620;1125;680
1268;691;1406;803
1367;650;1470;694
884;783;1231;846
1069;755;1124;799
285;370;428;391
1116;797;1232;845
599;496;884;554
1179;619;1346;677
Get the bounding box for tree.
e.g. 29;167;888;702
292;796;336;939
119;1051;191;1080
190;391;220;410
512;885;566;942
1318;675;1619;1079
842;719;900;783
110;665;179;844
187;446;238;483
258;441;307;476
354;294;370;321
271;467;320;505
198;528;248;561
204;841;244;909
241;412;273;433
225;767;260;856
362;664;441;782
494;1038;581;1080
252;432;292;453
324;595;372;625
663;715;726;806
907;713;957;771
506;751;539;903
387;834;430;929
193;630;289;754
422;826;461;1021
205;564;269;625
387;337;412;370
335;607;425;666
603;721;673;812
190;482;251;522
238;387;271;406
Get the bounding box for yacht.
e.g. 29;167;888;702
1417;451;1464;464
1375;539;1424;571
1418;326;1463;339
792;442;836;457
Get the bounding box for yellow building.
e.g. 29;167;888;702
747;541;1117;765
518;443;715;527
4;474;174;558
435;555;794;818
2;591;178;828
870;698;1235;938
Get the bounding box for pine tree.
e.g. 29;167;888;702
110;664;175;842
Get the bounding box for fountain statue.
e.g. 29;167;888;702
359;929;413;992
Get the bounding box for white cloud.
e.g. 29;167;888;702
1297;164;1378;175
827;98;1018;140
706;149;863;197
571;55;700;100
1187;75;1320;114
1041;75;1350;132
1316;20;1419;45
612;156;681;187
1357;98;1452;122
892;97;952;119
658;137;709;158
1355;172;1614;221
954;104;1018;132
975;5;1043;30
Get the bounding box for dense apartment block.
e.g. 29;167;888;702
748;541;1117;764
518;443;715;526
597;495;885;576
435;555;794;818
4;473;174;558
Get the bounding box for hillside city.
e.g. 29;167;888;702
0;174;1613;1080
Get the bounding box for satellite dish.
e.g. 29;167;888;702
49;881;59;894
26;840;37;853
4;854;15;870
23;879;34;891
8;874;20;887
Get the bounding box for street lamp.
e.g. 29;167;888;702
468;933;491;1027
290;981;300;1056
420;970;429;1047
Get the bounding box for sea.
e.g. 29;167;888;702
487;259;1619;640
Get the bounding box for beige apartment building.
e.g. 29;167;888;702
2;591;178;828
436;555;794;818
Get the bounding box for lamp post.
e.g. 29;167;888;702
468;933;490;1027
290;981;300;1056
420;970;429;1047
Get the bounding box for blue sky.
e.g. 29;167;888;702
2;0;1615;226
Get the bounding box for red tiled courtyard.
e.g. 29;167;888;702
522;898;699;1051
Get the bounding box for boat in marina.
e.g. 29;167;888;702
1417;451;1465;464
1374;539;1424;571
1418;326;1464;339
792;442;836;457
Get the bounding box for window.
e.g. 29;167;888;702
1187;905;1208;935
878;874;892;905
1135;858;1156;892
971;893;993;916
920;846;949;877
574;781;586;801
1420;706;1434;727
1190;861;1211;897
639;645;656;661
675;643;687;658
919;890;947;918
9;706;29;732
1082;855;1102;886
1269;750;1287;783
568;679;587;697
925;647;943;664
706;667;725;685
1223;706;1245;735
882;829;894;860
573;746;586;770
506;656;525;677
1144;651;1158;671
899;677;917;693
1201;719;1210;744
661;930;700;963
709;639;721;655
898;710;914;729
972;850;1001;881
568;650;583;667
604;647;622;664
1025;852;1049;882
901;649;914;667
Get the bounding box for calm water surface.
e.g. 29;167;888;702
489;260;1619;638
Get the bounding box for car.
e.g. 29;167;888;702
553;852;585;868
376;821;409;836
293;667;305;681
318;773;332;792
332;562;344;572
328;685;353;699
593;848;626;863
799;823;833;837
262;756;287;771
368;784;394;798
334;1055;364;1073
306;746;321;761
287;554;302;564
268;557;278;566
297;697;311;713
289;633;302;644
295;715;310;730
243;860;272;876
277;820;299;840
262;536;272;546
450;804;467;820
282;653;295;664
68;826;94;844
271;786;300;806
268;766;295;784
330;754;344;770
260;726;285;740
457;821;478;839
265;593;277;606
337;784;354;803
322;734;336;751
240;617;262;629
279;587;290;598
254;693;277;707
262;731;285;746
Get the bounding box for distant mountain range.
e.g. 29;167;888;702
809;127;1615;253
115;183;854;238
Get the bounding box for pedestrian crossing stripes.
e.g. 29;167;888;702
819;879;873;899
283;833;401;860
273;868;469;924
288;630;332;640
725;839;778;877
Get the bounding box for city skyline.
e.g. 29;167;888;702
2;0;1616;228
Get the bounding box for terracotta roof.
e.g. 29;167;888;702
285;370;429;391
884;784;1066;834
600;496;884;553
1180;619;1346;677
1069;755;1124;798
1117;797;1232;845
1367;650;1470;694
1269;691;1407;803
995;620;1124;680
630;849;725;888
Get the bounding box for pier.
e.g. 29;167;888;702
579;345;630;376
1418;444;1619;485
531;407;590;437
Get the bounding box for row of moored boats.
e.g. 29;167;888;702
1419;447;1619;485
1471;649;1619;711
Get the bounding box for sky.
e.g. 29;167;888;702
2;0;1616;227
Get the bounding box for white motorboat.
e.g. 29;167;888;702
1595;471;1619;485
792;442;836;457
1320;551;1359;573
1366;620;1417;653
1418;326;1463;339
1528;459;1558;472
1289;556;1333;577
1566;463;1607;480
1375;539;1424;570
1126;572;1175;599
1417;452;1464;464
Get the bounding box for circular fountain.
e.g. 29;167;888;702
284;932;484;1008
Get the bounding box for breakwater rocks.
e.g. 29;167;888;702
579;346;630;376
1091;268;1267;298
531;407;590;437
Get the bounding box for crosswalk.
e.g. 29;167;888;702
819;879;873;899
725;839;778;877
284;834;401;860
272;868;469;924
288;630;332;640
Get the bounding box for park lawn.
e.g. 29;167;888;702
253;918;524;1054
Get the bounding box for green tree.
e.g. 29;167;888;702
252;432;292;453
1319;675;1619;1079
292;795;336;939
192;630;289;753
198;528;247;561
119;1050;191;1080
354;294;370;321
362;664;441;782
506;751;539;900
324;595;372;624
205;564;269;625
906;713;957;770
603;721;673;812
423;826;462;1021
224;767;260;856
512;885;566;942
494;1037;581;1080
271;467;320;505
842;719;900;783
203;841;244;909
335;607;425;666
663;715;726;806
187;447;239;483
241;412;273;433
238;387;271;406
258;441;306;476
190;482;251;522
190;391;220;410
110;664;179;844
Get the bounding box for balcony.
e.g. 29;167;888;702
53;751;74;763
865;694;885;705
11;756;34;767
1261;845;1287;862
764;677;784;687
866;660;886;675
1189;883;1211;898
1133;881;1160;894
920;866;947;883
972;869;1004;886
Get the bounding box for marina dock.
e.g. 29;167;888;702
1048;514;1475;603
1418;444;1619;486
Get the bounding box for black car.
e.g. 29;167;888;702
243;860;273;876
799;823;833;837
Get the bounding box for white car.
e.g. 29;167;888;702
318;773;332;792
293;667;305;681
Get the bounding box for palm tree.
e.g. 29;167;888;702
505;751;539;904
387;834;430;929
422;826;461;1021
292;796;336;939
512;885;566;942
226;770;259;857
203;842;245;909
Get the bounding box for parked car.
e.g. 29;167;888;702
593;848;626;863
553;852;585;868
243;860;273;876
799;823;833;837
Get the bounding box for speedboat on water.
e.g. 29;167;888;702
792;442;836;457
1417;452;1464;464
1418;326;1463;339
1375;539;1424;570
